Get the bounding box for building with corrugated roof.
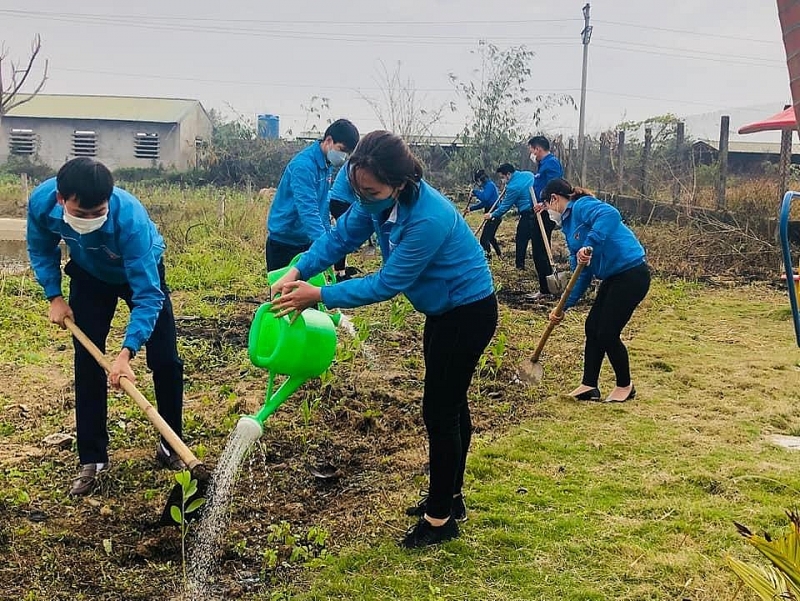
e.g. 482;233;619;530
0;94;213;171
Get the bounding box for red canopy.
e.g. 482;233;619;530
738;106;797;134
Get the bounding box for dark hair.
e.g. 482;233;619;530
496;163;516;176
348;131;424;204
528;135;550;151
56;158;114;209
323;119;360;153
473;169;487;184
540;177;593;202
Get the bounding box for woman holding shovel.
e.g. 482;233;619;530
541;178;650;403
269;130;497;549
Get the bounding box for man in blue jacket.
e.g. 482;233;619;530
27;158;185;496
464;169;501;258
528;135;564;298
328;160;359;280
266;119;360;271
486;163;536;272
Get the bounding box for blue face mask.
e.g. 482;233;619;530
359;196;396;215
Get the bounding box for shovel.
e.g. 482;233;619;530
63;317;210;526
529;186;569;295
518;247;592;384
473;188;506;237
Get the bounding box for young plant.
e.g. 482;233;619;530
170;470;206;584
490;332;507;375
727;510;800;600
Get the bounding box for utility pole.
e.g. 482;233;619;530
578;2;592;185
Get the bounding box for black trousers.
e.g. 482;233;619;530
582;262;651;388
329;199;351;272
422;294;498;519
530;211;556;295
66;260;183;464
266;238;310;272
479;215;502;257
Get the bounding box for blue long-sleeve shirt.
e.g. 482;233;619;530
294;180;494;316
267;142;332;246
491;171;535;219
329;161;358;205
26;178;166;352
468;180;499;212
532;153;564;202
561;195;647;309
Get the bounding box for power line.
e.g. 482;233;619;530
593;43;786;69
594;19;778;44
593;37;781;65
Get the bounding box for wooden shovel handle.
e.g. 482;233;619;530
529;186;557;269
473;188;506;237
530;247;593;363
63;317;201;470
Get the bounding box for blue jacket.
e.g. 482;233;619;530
533;153;563;202
27;178;166;352
268;142;332;246
469;180;499;212
294;180;494;316
562;195;646;309
491;171;535;219
329;161;358;206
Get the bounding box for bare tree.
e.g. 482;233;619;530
359;61;454;142
0;34;49;116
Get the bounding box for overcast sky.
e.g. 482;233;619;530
0;0;790;141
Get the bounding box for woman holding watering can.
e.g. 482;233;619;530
541;178;650;403
270;131;497;549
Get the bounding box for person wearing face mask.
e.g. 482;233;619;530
266;118;360;271
464;169;502;259
542;178;650;404
270;131;497;549
485;163;537;273
26;158;185;496
327;160;359;281
528;135;564;299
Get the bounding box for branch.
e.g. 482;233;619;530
1;34;48;114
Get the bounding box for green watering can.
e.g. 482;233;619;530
239;256;340;434
266;254;342;327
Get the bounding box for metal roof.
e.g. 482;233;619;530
693;138;800;155
3;94;206;123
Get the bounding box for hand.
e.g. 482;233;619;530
549;310;564;324
48;296;74;328
269;281;322;318
110;349;136;389
269;267;300;300
483;213;493;221
577;247;592;265
533;203;546;214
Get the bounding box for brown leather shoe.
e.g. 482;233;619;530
69;462;110;496
155;444;187;471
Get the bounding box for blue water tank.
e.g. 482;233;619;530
257;114;280;139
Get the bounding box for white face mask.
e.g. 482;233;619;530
530;153;537;163
547;208;562;227
327;148;347;167
63;210;107;235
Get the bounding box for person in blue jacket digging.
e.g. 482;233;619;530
464;169;501;259
270;130;498;548
542;178;650;403
26;158;185;496
266;119;360;271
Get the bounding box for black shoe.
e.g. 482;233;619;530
572;387;602;401
400;517;459;549
405;491;467;522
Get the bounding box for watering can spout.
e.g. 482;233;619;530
237;415;264;438
249;374;308;426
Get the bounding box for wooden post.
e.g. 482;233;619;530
672;122;685;205
567;137;576;180
617;130;625;193
717;115;730;210
641;127;652;199
599;135;609;191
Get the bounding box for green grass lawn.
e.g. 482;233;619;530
282;282;800;601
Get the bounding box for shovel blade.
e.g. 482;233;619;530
158;464;212;527
546;271;570;296
518;358;544;384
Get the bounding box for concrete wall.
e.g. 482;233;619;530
0;116;198;171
